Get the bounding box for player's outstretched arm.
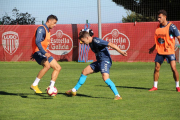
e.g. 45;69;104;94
108;42;127;56
149;44;156;54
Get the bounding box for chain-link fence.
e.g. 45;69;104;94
0;0;180;62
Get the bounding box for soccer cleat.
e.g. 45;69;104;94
114;95;122;100
65;89;76;96
30;85;42;94
149;87;158;91
176;87;180;92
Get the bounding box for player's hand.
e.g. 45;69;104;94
149;48;154;54
121;52;127;56
149;44;156;54
45;53;51;58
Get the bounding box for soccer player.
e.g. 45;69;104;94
31;15;61;93
66;29;127;100
149;10;180;92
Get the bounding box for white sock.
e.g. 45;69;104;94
33;77;40;86
72;88;77;92
49;80;55;87
154;81;158;88
115;94;120;97
175;81;179;87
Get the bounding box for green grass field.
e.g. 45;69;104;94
0;61;180;120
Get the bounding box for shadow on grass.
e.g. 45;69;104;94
96;85;170;91
0;91;112;99
0;91;53;99
95;85;152;90
116;86;151;90
58;92;112;99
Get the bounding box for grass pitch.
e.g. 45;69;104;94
0;61;180;120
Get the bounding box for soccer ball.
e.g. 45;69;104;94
47;86;58;96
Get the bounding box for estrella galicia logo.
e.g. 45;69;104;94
49;30;73;55
102;29;130;55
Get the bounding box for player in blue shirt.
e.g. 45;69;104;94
30;15;61;93
66;30;127;100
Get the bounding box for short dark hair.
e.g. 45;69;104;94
46;15;58;22
78;31;90;40
157;10;167;16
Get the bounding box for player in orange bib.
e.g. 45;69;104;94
149;10;180;92
31;15;61;93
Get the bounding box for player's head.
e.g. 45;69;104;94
46;15;58;29
80;29;94;37
78;31;91;45
157;10;167;24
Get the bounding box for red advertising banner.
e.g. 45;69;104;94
0;22;180;62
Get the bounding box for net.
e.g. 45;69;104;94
0;0;180;62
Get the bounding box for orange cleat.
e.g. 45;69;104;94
114;95;122;100
149;87;158;91
65;89;77;96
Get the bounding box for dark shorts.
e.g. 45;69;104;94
155;53;176;64
90;61;112;74
32;52;54;65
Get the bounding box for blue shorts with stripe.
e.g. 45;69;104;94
32;51;54;65
155;53;176;64
90;60;112;74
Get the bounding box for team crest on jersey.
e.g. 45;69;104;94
2;31;19;55
49;30;73;55
102;29;130;55
175;30;180;51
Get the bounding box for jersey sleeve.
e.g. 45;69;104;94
94;37;109;47
35;26;47;55
169;24;180;37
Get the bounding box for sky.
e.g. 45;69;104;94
0;0;127;24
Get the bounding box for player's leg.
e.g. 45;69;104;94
48;58;61;87
100;61;122;100
149;54;163;91
66;62;96;96
102;73;122;100
72;65;93;91
149;62;161;91
168;55;180;92
31;56;51;93
37;59;51;79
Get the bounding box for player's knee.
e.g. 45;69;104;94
57;65;61;71
171;66;177;72
55;64;61;72
102;74;109;81
81;71;85;75
155;66;160;72
81;69;86;75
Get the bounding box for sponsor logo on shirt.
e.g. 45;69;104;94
94;39;100;43
102;29;130;55
2;31;19;55
49;30;73;55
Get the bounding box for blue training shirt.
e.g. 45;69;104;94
89;37;112;63
160;22;180;37
35;24;50;55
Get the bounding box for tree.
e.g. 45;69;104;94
113;0;180;21
0;7;36;25
122;11;156;23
